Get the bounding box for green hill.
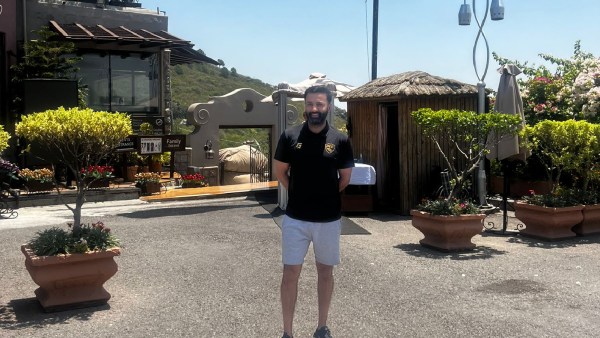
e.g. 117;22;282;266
169;62;347;139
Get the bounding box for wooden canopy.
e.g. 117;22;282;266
49;20;218;65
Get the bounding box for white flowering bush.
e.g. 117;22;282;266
572;58;600;120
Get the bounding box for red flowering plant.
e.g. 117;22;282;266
80;165;114;180
181;173;208;187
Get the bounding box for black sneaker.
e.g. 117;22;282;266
313;326;332;338
281;333;292;338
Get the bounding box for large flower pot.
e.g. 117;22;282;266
21;245;120;312
24;181;55;194
125;165;138;182
410;210;485;252
514;202;584;240
572;204;600;236
85;178;110;189
139;182;161;195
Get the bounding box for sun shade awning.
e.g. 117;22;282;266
49;20;219;65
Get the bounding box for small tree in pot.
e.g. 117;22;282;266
411;108;522;206
409;108;521;251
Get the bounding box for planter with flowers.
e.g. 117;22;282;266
515;120;600;240
134;172;162;195
515;189;583;240
81;165;114;189
15;107;132;311
19;168;55;193
180;173;208;188
410;108;521;251
411;199;484;251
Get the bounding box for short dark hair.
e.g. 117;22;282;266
304;86;332;103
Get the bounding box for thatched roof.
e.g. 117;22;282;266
340;71;478;101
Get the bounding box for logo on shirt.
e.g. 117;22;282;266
324;143;335;154
295;143;302;149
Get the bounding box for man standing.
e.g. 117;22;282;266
273;86;354;338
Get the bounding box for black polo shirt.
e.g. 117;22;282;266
274;122;354;222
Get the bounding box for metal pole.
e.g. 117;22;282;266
471;0;491;207
371;0;379;80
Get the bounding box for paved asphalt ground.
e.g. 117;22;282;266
1;196;600;337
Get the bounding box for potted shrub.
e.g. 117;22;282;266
15;106;132;311
180;173;208;188
515;120;599;240
516;188;584;240
22;221;120;312
18;168;55;193
410;108;521;251
134;171;162;195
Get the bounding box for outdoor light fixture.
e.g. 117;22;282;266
458;0;505;207
490;0;504;20
458;1;472;25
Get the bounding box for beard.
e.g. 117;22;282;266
304;111;328;126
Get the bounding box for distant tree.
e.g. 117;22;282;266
10;26;84;109
220;67;230;78
196;48;206;55
231;67;238;77
217;59;225;67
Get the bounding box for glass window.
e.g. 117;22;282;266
77;54;110;111
77;52;159;114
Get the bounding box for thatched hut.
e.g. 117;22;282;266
340;71;480;215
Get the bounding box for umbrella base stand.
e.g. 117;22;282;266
484;161;525;236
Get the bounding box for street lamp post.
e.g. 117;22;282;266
458;0;504;207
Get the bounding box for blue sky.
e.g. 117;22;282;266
141;0;600;95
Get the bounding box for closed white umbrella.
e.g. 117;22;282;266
487;64;529;161
486;64;529;235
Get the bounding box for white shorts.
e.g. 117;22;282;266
281;215;342;266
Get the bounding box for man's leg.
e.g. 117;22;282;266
316;262;334;328
281;264;302;336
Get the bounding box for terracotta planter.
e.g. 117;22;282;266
125;166;138;182
181;182;206;189
24;181;55;193
149;160;162;173
21;244;120;312
572;204;600;236
410;210;485;252
85;178;110;189
139;182;161;195
514;202;583;240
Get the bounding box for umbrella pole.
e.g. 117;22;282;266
502;160;510;234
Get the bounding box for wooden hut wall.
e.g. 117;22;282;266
347;101;379;163
347;94;478;215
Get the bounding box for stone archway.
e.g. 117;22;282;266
187;88;299;184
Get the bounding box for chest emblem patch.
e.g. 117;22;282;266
324;143;335;154
295;143;302;149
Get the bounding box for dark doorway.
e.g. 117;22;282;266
385;104;401;210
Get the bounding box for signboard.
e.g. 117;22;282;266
132;116;165;135
139;137;162;154
163;135;186;152
115;136;137;152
